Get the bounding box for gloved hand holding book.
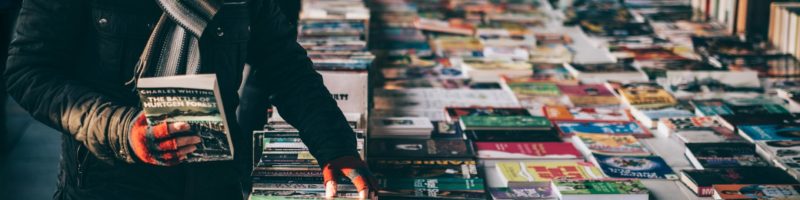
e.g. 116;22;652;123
129;113;201;166
323;156;378;199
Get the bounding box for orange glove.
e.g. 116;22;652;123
323;156;378;199
129;113;201;166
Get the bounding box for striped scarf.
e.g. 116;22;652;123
131;0;222;81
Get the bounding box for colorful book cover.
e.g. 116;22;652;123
618;82;677;109
693;99;734;115
460;115;551;129
685;143;769;168
445;107;531;122
555;121;652;137
475;142;582;159
554;179;649;195
660;116;724;130
557;84;620;106
506;82;562;96
574;133;651;156
593;154;678;179
495;161;605;182
713;184;800;200
377;178;485;190
543;106;632;122
489;182;555;199
739;124;800;141
681;167;800;197
675;127;744;143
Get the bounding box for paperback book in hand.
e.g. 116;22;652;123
137;74;234;162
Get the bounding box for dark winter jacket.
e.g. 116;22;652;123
4;0;359;199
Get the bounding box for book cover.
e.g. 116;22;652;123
618;82;678;109
555;121;652;137
475;142;582;160
460;115;551;130
681;167;800;197
553;179;649;195
137;74;233;162
713;184;800;200
757;141;800;170
557;84;621;107
675;127;745;143
593;154;678;180
465;129;562;142
660;116;724;130
685;143;769;169
368;139;474;158
664;70;762;98
506;82;562;96
738;124;800;141
377;177;485;191
369;159;479;179
445;107;531;122
693;99;735;115
495;161;605;183
573;133;651;156
489;182;556;200
543;106;633;122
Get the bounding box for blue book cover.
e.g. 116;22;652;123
593;154;678;180
555;121;651;137
738;125;800;141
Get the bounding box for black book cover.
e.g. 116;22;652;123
719;113;800;127
368;139;475;158
369;159;478;179
683;167;799;187
465;129;562;142
685;143;769;168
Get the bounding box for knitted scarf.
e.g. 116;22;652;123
131;0;222;81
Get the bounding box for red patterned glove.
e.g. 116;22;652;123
129;113;201;166
323;156;378;199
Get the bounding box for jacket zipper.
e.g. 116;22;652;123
76;144;90;188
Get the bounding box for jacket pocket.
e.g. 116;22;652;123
90;7;155;86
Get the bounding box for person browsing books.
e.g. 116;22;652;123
4;0;376;199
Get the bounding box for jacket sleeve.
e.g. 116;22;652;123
4;0;140;164
246;1;360;165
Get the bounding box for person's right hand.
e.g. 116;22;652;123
129;113;201;166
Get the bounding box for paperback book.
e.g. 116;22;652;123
592;154;678;180
495;161;606;185
712;184;800;200
684;143;769;169
680;167;800;197
554;121;652;138
572;133;651;156
475;142;583;160
543;106;633;122
488;182;557;200
368;139;475;158
553;179;649;200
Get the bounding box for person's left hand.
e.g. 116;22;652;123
322;156;378;199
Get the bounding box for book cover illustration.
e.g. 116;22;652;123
495;161;606;182
489;182;555;199
713;184;800;200
553;179;649;195
618;82;677;109
506;82;562;96
445;107;531;122
593;154;678;179
544;105;632;122
758;141;800;169
685;143;769;169
475;142;582;159
574;133;651;156
660;116;724;130
137;74;233;162
555;121;652;137
557;84;621;106
681;167;800;197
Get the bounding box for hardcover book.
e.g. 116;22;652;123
684;143;769;169
553;179;649;199
543;106;633;122
137;74;233;162
680;167;800;197
713;184;800;200
572;133;651;156
592;154;678;180
554;121;652;138
617;82;678;109
475;142;582;160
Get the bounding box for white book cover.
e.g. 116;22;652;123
319;71;368;114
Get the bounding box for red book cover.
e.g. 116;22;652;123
475;142;582;159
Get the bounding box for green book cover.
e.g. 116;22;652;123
554;179;649;195
508;82;561;96
460;116;551;129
